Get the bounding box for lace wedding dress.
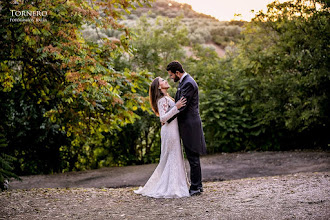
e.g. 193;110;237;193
134;96;190;198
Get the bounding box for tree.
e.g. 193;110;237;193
234;0;330;149
131;15;189;74
0;133;21;190
184;44;254;152
185;0;329;152
0;0;153;173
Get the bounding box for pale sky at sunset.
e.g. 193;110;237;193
173;0;286;21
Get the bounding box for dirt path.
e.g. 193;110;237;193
8;151;330;189
1;151;329;219
1;172;329;219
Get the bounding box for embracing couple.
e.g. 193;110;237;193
134;61;207;198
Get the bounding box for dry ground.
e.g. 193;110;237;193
1;172;329;219
1;151;329;219
8;151;330;189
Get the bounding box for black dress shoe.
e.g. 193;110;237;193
189;189;201;196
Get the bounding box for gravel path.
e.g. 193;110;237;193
8;151;330;189
1;151;330;219
1;172;329;219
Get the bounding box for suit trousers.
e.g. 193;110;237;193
185;147;202;191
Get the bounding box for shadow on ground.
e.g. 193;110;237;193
9;151;330;189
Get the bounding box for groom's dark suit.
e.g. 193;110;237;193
168;73;206;191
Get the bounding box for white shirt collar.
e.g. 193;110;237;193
180;72;188;83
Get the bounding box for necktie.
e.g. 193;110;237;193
178;80;182;88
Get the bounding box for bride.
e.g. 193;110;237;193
134;77;190;198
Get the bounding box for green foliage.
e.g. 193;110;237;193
0;134;21;190
184;45;253;152
0;0;154;173
0;87;69;174
131;15;189;73
210;25;243;48
233;0;330;149
184;0;329;152
96;110;162;166
1;0;328;176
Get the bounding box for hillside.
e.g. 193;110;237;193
81;0;245;57
127;0;245;50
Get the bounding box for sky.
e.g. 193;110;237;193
173;0;286;21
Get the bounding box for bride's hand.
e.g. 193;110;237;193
176;97;187;109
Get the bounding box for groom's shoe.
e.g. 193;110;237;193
189;189;201;196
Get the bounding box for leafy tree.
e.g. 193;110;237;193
184;45;254;152
0;0;153;173
185;0;329;152
0;133;21;190
210;25;243;48
131;15;189;73
234;0;330;149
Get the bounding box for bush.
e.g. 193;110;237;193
0;134;20;190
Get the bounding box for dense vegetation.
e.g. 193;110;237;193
0;0;329;188
195;0;330;152
0;0;154;181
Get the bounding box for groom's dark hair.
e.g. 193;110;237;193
166;61;185;73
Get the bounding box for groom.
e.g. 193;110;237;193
166;61;207;196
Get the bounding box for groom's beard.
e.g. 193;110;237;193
174;75;180;82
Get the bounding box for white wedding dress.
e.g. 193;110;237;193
134;96;190;198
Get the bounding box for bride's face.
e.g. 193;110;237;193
158;78;170;90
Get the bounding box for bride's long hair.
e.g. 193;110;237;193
150;76;177;116
149;77;164;116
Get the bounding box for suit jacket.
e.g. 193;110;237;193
168;74;206;155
